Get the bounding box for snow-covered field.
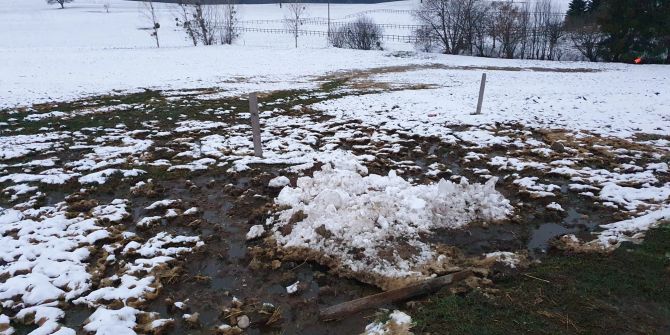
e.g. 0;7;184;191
1;0;670;334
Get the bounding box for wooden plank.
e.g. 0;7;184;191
320;270;473;321
249;92;263;158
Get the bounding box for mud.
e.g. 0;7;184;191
1;70;665;334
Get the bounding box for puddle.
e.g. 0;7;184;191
527;223;573;253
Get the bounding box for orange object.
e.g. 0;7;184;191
634;57;642;64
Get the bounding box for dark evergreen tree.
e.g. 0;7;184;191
598;0;669;63
586;0;601;13
567;0;588;18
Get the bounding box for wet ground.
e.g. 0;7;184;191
1;68;668;334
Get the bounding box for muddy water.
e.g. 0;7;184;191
2;87;634;334
131;170;381;334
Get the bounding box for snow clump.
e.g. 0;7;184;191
269;164;513;289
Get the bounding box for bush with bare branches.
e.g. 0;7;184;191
220;0;239;45
330;17;383;51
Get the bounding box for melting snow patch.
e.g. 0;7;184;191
83;306;138;335
484;251;521;268
79;169;145;185
246;225;265;241
363;310;413;335
597;206;670;247
270;164;512;289
268;176;290;188
546;202;564;211
286;281;300;294
598;183;670;212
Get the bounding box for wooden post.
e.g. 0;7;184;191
249;92;263;158
320;270;473;321
475;73;486;115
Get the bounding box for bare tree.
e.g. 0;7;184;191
545;16;565;60
414;0;482;55
461;0;489;55
194;3;218;46
284;1;308;48
568;17;604;62
471;4;492;56
330;17;383;50
142;0;161;48
490;1;526;58
46;0;73;9
414;0;457;54
176;1;219;46
175;2;199;46
414;26;437;52
220;0;240;45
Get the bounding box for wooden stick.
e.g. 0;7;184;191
249;92;263;158
475;73;487;115
320;270;473;321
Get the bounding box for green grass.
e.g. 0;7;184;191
414;225;670;334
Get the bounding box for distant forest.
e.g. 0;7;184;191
129;0;399;4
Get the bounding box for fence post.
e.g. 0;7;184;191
475;73;486;115
249;92;263;158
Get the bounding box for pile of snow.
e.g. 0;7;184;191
270;163;512;289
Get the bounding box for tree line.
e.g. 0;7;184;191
413;0;670;63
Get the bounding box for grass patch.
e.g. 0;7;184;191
414;225;670;334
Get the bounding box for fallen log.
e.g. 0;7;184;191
320;270;473;321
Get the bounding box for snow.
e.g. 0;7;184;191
364;310;413;335
79;168;145;185
83;306;138;335
268;176;291;188
246;224;266;241
0;0;668;331
596;206;670;248
485;251;522;268
137;216;162;227
74;275;156;307
0;134;69;160
286;281;300;294
546;202;564;211
91;199;130;222
270;163;512;287
598;183;670;212
0;199;202;331
313;64;670;140
145;199;180;210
